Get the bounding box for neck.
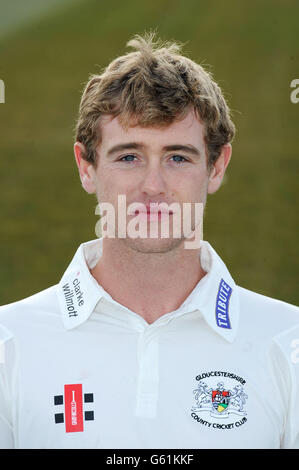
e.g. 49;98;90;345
91;238;206;324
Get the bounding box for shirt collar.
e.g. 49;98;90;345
57;238;239;342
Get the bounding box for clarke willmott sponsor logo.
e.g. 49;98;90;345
62;271;84;318
191;371;248;430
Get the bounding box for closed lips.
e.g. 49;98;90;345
128;204;174;215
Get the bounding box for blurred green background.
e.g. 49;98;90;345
0;0;298;306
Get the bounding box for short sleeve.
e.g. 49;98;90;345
0;326;18;448
270;324;299;449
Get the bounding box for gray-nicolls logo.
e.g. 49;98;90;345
62;272;84;318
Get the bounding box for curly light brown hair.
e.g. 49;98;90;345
75;32;235;169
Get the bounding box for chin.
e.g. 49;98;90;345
122;236;185;254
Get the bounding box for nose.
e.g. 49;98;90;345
140;163;167;198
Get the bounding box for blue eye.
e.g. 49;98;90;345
171;155;187;163
120;154;136;162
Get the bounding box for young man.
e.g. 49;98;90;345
0;34;298;449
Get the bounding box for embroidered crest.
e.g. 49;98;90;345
191;371;248;429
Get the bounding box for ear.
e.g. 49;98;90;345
74;142;97;194
207;144;232;194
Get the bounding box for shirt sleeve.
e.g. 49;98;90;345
0;326;18;448
269;324;299;449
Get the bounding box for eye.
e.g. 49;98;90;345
119;154;137;162
171;155;188;163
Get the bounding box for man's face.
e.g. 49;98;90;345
78;108;229;254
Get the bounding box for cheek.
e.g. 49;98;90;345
94;170;136;203
173;172;209;201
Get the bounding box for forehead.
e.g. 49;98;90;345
97;109;206;152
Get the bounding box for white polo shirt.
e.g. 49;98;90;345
0;238;298;449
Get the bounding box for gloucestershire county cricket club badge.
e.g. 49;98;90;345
191;371;248;430
211;384;231;416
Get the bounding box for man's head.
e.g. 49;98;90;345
74;32;235;171
74;33;235;253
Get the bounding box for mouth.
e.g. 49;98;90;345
128;204;174;221
136;208;174;215
135;209;173;221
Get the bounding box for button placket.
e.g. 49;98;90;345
135;327;160;419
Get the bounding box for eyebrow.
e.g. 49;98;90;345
106;142;202;158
